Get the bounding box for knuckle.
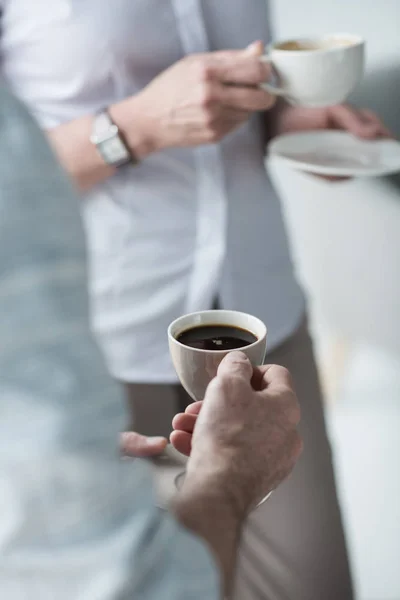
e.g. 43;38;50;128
282;366;295;389
262;61;273;79
257;89;276;110
199;83;216;109
201;109;216;127
291;401;301;426
265;93;277;109
255;59;270;82
269;364;294;388
204;124;221;143
212;129;224;142
291;432;303;460
277;365;291;380
196;59;213;83
269;364;289;376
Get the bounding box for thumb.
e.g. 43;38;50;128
217;351;254;382
245;40;265;57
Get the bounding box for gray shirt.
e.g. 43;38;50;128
0;84;218;599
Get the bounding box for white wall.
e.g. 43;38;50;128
267;4;400;599
268;0;400;354
271;0;400;67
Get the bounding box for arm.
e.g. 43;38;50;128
171;356;303;598
264;99;392;144
0;85;219;600
173;476;242;597
47;48;274;192
47;98;154;192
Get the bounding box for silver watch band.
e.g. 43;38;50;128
91;109;135;168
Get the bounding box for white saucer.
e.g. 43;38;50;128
268;130;400;177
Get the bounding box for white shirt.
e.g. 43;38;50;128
0;0;305;383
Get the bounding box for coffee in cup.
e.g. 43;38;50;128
260;33;365;107
168;310;267;401
276;37;356;52
176;323;258;351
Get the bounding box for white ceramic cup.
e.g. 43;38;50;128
260;33;365;107
168;309;267;401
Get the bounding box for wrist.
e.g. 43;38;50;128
109;95;158;161
173;476;243;595
184;449;252;520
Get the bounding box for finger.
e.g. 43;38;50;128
258;365;300;425
210;112;252;141
120;432;168;457
172;412;197;433
358;108;393;138
221;107;251;123
185;401;203;415
354;108;389;139
208;108;250;138
251;365;265;391
329;105;386;139
219;85;275;111
209;50;271;86
258;364;294;393
170;430;192;457
217;350;254;382
245;41;265;57
251;364;291;391
211;114;251;142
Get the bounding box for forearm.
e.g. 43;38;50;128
47;95;155;192
173;472;243;598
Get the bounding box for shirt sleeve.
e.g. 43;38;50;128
0;84;219;600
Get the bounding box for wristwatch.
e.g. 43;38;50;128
91;109;136;168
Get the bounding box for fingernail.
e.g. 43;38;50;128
245;41;264;55
223;350;250;362
146;436;167;446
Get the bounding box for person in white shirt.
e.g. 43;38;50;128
0;2;390;598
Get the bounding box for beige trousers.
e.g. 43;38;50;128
124;320;354;599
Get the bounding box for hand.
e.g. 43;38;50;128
113;43;274;157
120;432;167;457
172;352;302;514
171;401;202;457
277;103;393;181
279;103;392;140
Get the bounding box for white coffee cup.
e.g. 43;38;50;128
261;33;365;107
168;309;267;402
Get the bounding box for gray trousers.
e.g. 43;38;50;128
124;320;354;599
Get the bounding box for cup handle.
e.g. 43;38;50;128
260;55;286;96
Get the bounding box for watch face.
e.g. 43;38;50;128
92;112;132;167
101;135;131;165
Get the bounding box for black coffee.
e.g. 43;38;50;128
176;324;257;351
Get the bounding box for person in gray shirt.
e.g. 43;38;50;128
0;84;301;599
